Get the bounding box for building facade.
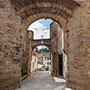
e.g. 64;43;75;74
43;53;51;70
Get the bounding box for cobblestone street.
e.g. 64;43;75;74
16;71;71;90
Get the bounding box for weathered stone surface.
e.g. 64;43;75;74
0;1;5;8
0;0;23;89
66;2;90;90
27;31;33;75
32;39;51;50
50;22;61;77
0;0;90;90
50;22;68;79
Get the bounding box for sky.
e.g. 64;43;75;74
36;45;48;49
28;18;53;39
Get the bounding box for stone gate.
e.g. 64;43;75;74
32;39;51;50
0;0;90;90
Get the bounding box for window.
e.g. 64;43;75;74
47;57;50;60
47;62;51;65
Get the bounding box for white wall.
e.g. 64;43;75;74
31;55;38;73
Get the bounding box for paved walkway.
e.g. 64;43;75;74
16;71;72;90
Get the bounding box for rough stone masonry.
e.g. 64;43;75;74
0;0;90;90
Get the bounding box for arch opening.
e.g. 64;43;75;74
28;18;54;40
24;18;67;81
31;45;51;73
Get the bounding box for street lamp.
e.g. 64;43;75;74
41;35;44;44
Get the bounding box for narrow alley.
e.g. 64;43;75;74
16;71;71;90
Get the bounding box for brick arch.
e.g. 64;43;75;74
20;7;72;20
11;0;80;12
22;13;67;54
8;1;90;90
16;3;72;15
31;39;51;51
16;1;80;86
10;0;80;30
10;0;81;89
22;13;66;31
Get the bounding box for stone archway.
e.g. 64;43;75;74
32;39;51;50
26;30;52;75
10;0;80;47
0;0;90;90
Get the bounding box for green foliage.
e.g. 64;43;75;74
38;48;50;54
40;51;47;54
45;66;49;71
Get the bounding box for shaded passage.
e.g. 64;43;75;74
16;71;72;90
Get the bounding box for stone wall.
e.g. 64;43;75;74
21;30;34;76
51;22;63;54
27;31;33;75
0;0;90;90
66;2;90;90
50;22;61;77
50;22;68;78
0;0;23;89
21;31;29;76
31;49;38;74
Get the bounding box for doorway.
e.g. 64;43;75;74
59;54;63;76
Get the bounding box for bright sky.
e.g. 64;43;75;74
28;18;53;49
37;45;48;49
28;18;53;39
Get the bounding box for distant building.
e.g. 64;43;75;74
43;53;51;69
38;54;44;64
38;53;51;70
